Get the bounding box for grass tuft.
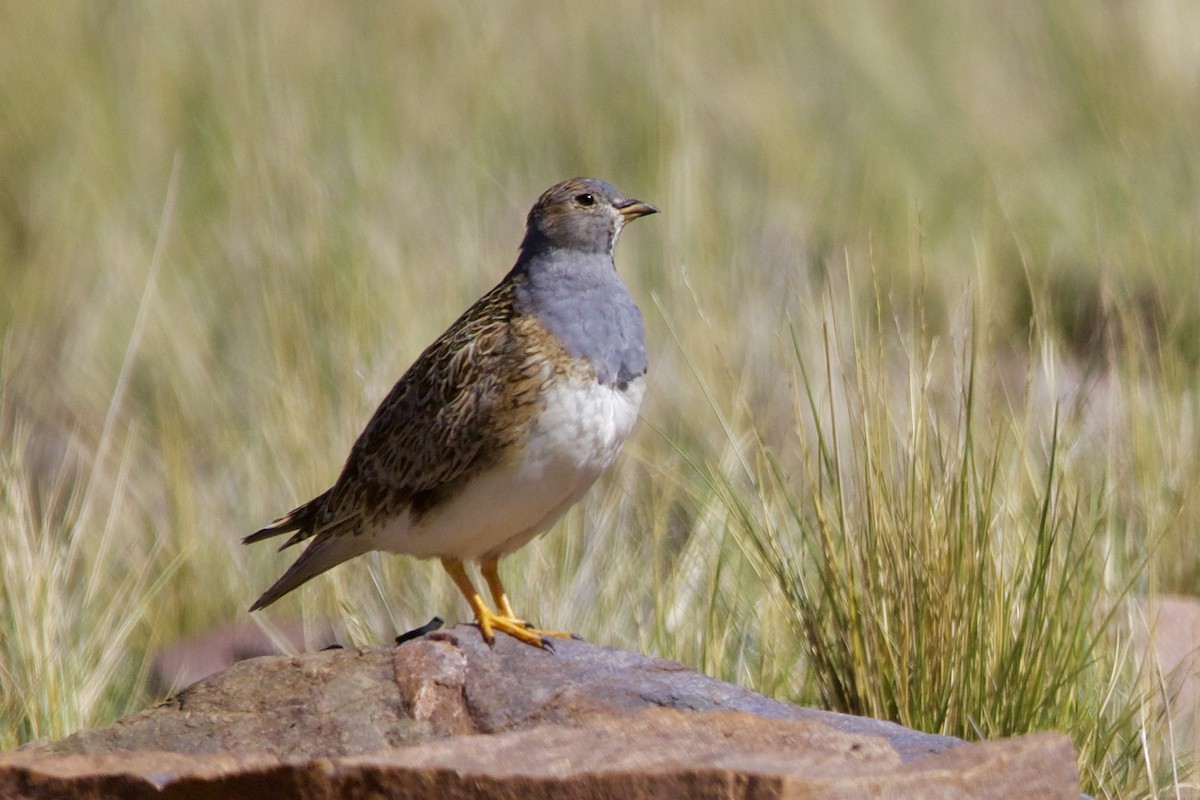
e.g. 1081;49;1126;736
703;275;1181;797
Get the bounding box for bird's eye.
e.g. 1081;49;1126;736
575;193;595;207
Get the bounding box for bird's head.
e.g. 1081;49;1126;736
520;178;657;257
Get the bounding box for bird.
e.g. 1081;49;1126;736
244;177;657;650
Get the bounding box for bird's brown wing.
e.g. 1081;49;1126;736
271;278;555;549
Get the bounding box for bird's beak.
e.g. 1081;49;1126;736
616;199;658;221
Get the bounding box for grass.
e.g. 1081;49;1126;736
702;274;1178;794
2;2;1200;796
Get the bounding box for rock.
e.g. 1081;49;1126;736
1136;595;1200;748
2;625;1081;799
1140;596;1200;709
149;620;337;695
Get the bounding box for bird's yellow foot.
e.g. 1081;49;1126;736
441;557;575;650
496;613;576;641
475;608;572;649
478;557;577;643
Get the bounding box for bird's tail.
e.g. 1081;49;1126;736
247;534;366;611
244;489;365;611
243;490;330;549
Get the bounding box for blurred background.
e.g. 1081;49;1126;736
3;3;1199;795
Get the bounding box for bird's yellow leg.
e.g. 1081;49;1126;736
480;557;574;640
480;557;519;620
440;557;548;649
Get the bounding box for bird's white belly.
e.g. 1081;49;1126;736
372;375;644;560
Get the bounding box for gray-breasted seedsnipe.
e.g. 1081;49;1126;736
245;178;657;649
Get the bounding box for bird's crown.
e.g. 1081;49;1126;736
520;177;656;257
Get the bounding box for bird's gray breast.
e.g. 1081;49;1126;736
514;251;647;388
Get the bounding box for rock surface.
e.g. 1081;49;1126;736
1140;597;1200;715
149;619;336;695
2;625;1081;799
1136;594;1200;759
